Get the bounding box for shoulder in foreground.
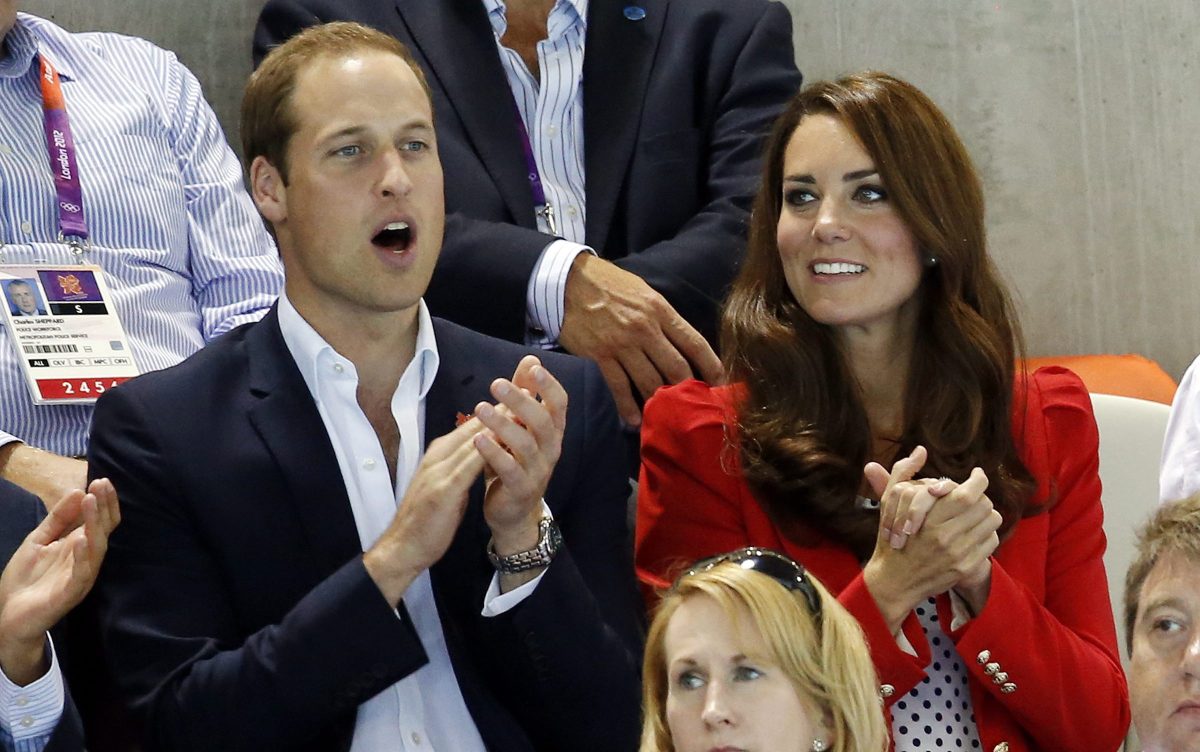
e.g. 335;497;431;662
1020;365;1092;411
643;378;741;430
430;316;591;378
102;317;262;398
21;13;178;69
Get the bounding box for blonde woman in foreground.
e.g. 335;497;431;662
641;547;887;752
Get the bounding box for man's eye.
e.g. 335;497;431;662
675;671;704;690
733;665;762;681
1152;617;1185;634
400;140;428;153
333;145;362;157
783;188;816;208
854;185;887;203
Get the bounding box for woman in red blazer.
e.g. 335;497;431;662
635;72;1129;752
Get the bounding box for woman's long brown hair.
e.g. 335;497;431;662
722;72;1037;559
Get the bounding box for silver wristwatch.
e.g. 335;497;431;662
487;517;563;573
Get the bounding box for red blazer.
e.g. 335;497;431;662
636;367;1129;752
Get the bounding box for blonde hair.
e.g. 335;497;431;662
640;559;888;752
1124;493;1200;653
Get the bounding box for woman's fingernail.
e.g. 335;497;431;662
902;520;914;535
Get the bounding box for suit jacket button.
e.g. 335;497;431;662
984;662;1001;675
1001;682;1017;694
879;684;895;698
993;744;1009;752
976;649;991;664
993;671;1009;684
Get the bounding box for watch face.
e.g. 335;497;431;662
544;519;564;554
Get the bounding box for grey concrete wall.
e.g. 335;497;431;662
20;0;1200;378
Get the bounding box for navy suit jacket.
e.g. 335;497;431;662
0;479;84;752
254;0;802;346
86;308;642;752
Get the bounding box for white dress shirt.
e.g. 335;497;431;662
1161;354;1200;504
277;294;545;752
483;0;594;347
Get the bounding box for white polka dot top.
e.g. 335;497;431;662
891;596;983;751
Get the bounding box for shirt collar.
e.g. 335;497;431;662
277;293;441;403
0;15;76;81
482;0;588;38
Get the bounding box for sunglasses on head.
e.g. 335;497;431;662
683;547;821;617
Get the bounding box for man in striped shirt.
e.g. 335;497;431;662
0;5;284;507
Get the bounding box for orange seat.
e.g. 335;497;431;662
1022;354;1177;405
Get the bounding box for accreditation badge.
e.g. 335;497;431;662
0;264;139;404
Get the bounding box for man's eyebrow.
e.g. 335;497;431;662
1141;595;1191;617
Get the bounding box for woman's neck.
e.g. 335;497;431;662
838;319;917;448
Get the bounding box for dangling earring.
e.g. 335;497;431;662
812;740;828;752
924;254;939;268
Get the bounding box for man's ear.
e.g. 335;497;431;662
250;155;287;226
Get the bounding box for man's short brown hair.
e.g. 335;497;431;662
1123;493;1200;653
241;21;432;182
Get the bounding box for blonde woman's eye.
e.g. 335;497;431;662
733;665;763;681
676;671;704;690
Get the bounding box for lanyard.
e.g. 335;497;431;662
509;98;558;236
38;55;89;257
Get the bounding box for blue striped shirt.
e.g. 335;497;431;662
0;636;63;752
0;14;283;456
483;0;592;347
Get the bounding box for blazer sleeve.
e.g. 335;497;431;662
475;358;643;751
87;385;432;752
635;380;758;607
947;369;1130;748
612;2;802;345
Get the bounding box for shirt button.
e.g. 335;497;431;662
332;363;345;374
411;731;422;745
20;220;32;234
567;205;578;217
546;125;557;137
362;458;376;470
0;143;11;155
15;696;28;707
20;716;33;728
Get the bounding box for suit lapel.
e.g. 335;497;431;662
425;319;490;587
397;0;537;227
243;309;362;578
582;0;666;251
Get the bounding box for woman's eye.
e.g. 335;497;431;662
854;185;887;203
733;665;763;681
675;671;704;690
783;188;816;208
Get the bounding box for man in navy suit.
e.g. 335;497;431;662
255;0;801;427
86;22;640;752
0;477;118;752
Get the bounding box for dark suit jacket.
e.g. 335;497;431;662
254;0;802;346
86;307;642;752
0;479;84;752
